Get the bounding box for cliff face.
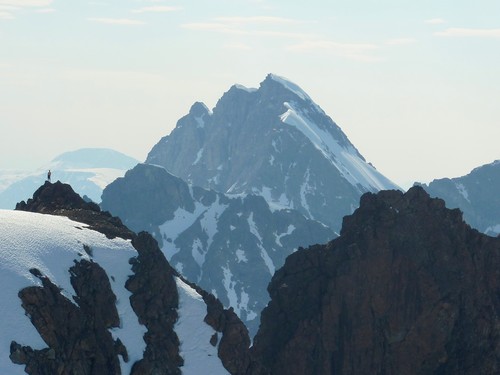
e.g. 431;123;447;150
7;182;250;375
249;186;500;375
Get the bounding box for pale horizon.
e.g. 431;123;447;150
1;0;499;188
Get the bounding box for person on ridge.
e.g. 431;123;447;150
47;170;51;182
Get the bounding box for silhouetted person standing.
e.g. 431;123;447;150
47;170;51;182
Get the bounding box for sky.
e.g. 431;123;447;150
0;0;499;188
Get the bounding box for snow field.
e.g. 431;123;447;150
174;277;229;375
0;210;146;375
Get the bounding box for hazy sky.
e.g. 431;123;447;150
1;0;499;187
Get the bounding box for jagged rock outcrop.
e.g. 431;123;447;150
10;261;125;375
0;147;139;209
126;232;183;375
418;159;500;236
249;186;500;375
16;181;134;240
146;74;399;232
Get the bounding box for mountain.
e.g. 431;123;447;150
0;148;138;209
2;182;250;374
418;160;500;236
146;73;399;232
248;186;500;375
4;181;499;374
100;163;335;336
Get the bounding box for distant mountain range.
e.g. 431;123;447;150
417;160;500;236
101;74;401;335
146;73;400;232
0;148;138;209
101;163;334;335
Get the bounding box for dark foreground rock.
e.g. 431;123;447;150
16;181;134;240
10;261;125;375
249;186;500;375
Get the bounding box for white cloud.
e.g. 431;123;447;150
287;40;382;62
385;38;417;45
435;28;500;38
131;6;181;13
35;8;56;13
425;18;446;25
0;0;52;19
88;17;144;25
0;0;52;6
223;42;252;51
182;22;231;32
181;22;315;39
214;16;302;25
0;10;14;19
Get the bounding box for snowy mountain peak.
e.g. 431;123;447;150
264;73;313;102
146;74;400;231
189;101;212;117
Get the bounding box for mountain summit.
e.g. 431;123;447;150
146;74;399;231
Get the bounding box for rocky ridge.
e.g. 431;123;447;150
7;181;251;374
146;73;399;232
248;186;500;375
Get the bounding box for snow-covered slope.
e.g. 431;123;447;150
0;148;138;208
0;208;235;374
146;73;400;232
0;210;143;374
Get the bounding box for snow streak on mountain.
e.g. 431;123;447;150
147;73;400;232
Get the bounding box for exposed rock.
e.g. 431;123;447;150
16;181;134;240
126;231;183;375
10;260;125;375
146;74;399;232
8;182;252;374
249;186;500;375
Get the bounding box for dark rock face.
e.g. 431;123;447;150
418;160;500;236
16;181;134;240
249;186;500;375
146;74;399;232
10;260;125;375
126;232;183;375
